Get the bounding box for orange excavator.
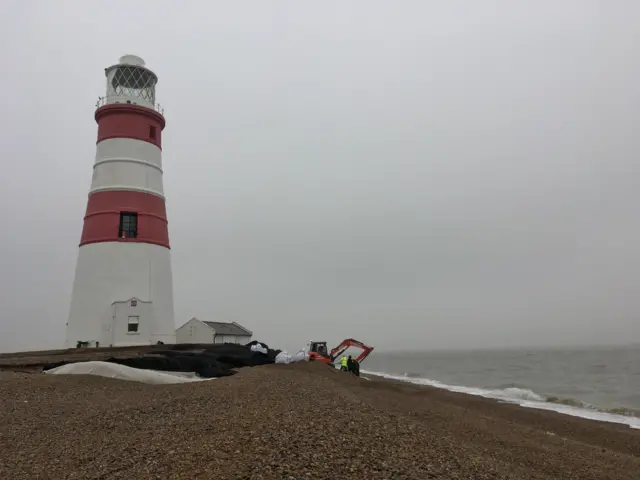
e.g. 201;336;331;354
307;338;374;365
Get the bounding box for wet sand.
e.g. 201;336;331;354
0;359;638;479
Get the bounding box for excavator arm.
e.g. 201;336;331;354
330;338;374;364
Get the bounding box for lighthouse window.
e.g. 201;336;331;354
127;316;139;333
149;125;156;139
119;212;138;239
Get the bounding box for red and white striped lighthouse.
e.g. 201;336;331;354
65;55;176;347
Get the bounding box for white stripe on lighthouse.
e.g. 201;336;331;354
66;242;176;347
91;137;165;197
96;137;162;167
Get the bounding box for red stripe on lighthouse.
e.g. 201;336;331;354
96;104;165;149
79;190;170;248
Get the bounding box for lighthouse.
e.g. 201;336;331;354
65;55;176;348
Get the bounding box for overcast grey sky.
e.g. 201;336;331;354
1;1;639;353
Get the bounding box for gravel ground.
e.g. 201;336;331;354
0;361;638;479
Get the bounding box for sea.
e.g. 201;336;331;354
361;344;640;429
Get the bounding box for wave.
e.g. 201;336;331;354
545;396;586;408
361;369;640;430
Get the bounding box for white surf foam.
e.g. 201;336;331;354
362;369;640;430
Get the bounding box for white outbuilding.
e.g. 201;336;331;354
176;318;253;345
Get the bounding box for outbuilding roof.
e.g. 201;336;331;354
202;321;253;336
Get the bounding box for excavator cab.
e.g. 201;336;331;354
310;341;329;356
308;341;331;363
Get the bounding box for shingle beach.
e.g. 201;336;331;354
0;353;639;479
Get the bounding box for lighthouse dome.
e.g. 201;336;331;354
119;55;146;67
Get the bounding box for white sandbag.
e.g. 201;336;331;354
44;361;214;385
291;348;310;362
250;343;268;354
275;352;292;364
275;347;310;364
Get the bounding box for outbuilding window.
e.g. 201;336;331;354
128;316;139;333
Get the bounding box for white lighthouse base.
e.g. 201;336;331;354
65;242;176;348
